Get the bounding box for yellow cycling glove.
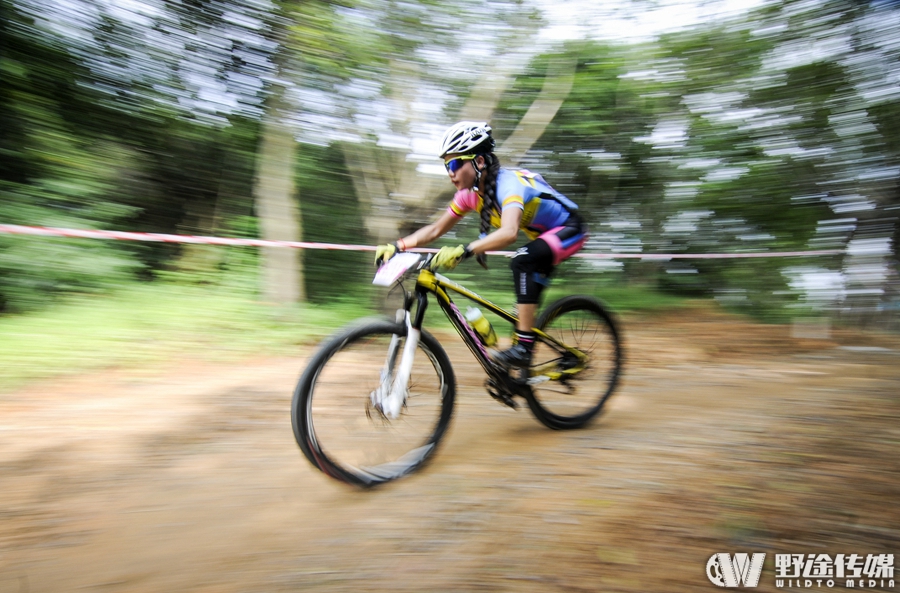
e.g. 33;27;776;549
375;242;400;266
431;245;473;272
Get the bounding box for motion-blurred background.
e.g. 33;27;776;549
1;0;899;380
2;4;900;591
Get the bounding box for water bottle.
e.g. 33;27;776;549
465;307;498;347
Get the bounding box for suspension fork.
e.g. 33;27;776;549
377;289;428;419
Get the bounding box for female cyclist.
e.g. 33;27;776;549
375;121;588;369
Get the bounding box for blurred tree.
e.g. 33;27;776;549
0;0;141;311
255;89;304;303
253;0;385;303
324;0;548;241
492;40;682;288
486;0;899;320
3;0;898;322
295;143;369;303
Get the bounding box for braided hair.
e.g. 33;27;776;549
474;152;501;269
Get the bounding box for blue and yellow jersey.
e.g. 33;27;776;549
447;169;579;240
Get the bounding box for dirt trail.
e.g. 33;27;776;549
1;313;899;592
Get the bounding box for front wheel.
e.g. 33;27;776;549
291;319;456;487
526;296;623;430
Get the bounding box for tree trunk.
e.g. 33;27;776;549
254;106;304;303
496;57;576;166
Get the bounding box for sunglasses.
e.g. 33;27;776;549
444;155;477;173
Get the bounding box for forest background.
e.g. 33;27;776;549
1;0;898;385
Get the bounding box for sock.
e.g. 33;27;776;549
514;330;536;352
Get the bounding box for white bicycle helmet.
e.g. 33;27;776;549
438;121;494;158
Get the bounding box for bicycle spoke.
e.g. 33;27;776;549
292;320;455;486
526;296;622;429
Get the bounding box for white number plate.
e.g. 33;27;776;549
373;252;422;287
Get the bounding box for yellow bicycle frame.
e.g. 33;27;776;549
414;268;587;380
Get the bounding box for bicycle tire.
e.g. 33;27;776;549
525;295;623;430
291;318;456;487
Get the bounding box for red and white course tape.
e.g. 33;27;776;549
0;224;843;260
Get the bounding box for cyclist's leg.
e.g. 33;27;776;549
494;239;555;367
510;238;555;330
522;221;588;331
497;222;588;368
511;220;589;322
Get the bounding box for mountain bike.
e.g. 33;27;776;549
291;252;623;487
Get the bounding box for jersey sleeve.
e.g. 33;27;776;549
500;194;524;212
446;188;479;218
495;170;525;212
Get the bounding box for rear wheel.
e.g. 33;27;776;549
526;296;622;430
291;319;455;487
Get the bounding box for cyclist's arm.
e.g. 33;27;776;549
466;207;521;254
399;210;460;249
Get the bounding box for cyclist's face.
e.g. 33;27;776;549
445;153;484;191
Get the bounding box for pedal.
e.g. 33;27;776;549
490;391;518;409
485;379;518;410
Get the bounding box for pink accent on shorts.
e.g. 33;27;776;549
540;227;589;266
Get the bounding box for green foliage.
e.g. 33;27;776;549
0;0;267;310
0;271;373;391
490;3;898;320
295;142;373;303
2;0;899;326
0;1;140;310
